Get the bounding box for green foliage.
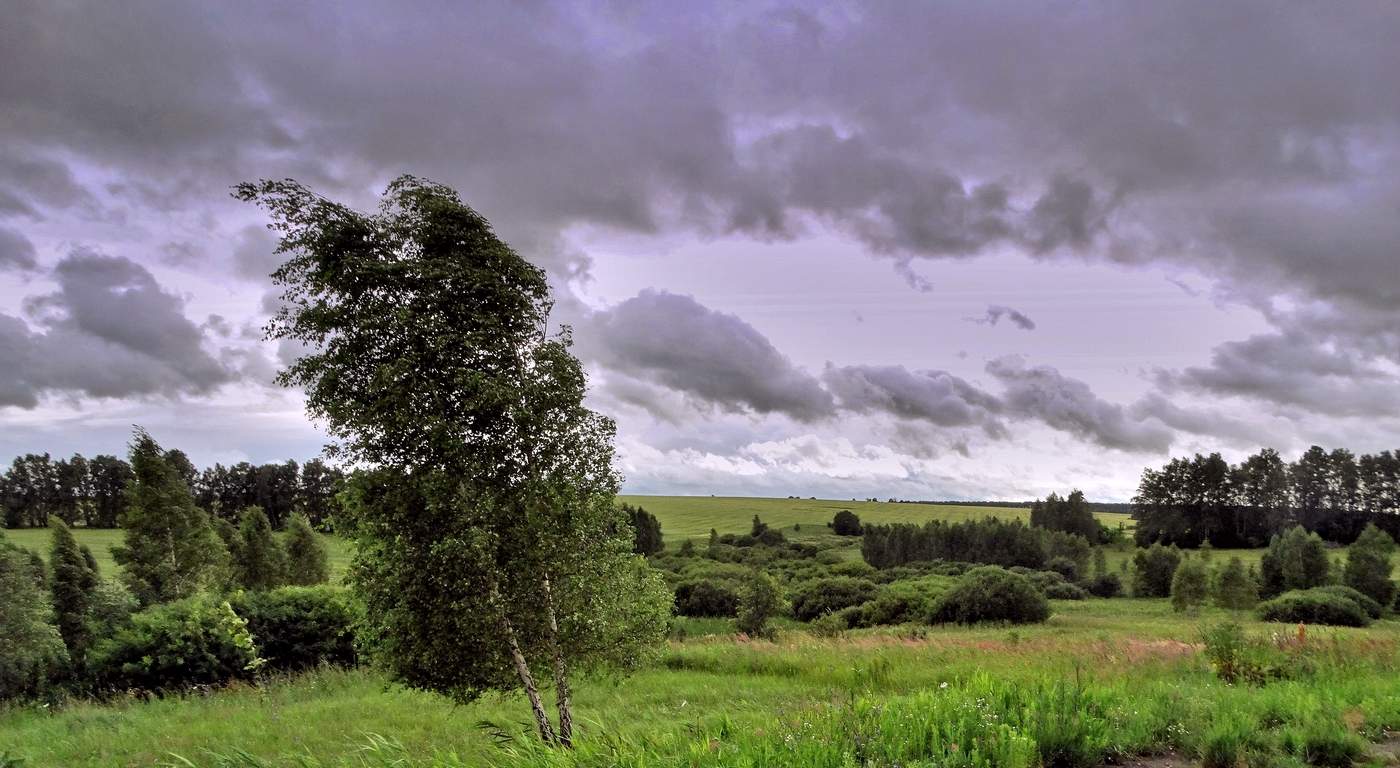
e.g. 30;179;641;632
48;517;99;664
1170;556;1210;612
1046;555;1079;581
1281;723;1366;768
735;570;781;638
789;577;878;622
113;430;226;606
1131;544;1181;597
88;597;259;693
227;586;358;672
1084;573;1123;598
234;507;287;591
0;543;67;701
1342;523;1395;607
673;579;740;617
1259;526;1331;598
243;177;670;744
283;513;330;586
830;509;862;536
1030;489;1102;543
808;611;847;638
1213;556;1259;611
1199;621;1310;685
1255;588;1371;627
622;504;664;557
1311;584;1382;619
1043;580;1088;600
929;566;1050;625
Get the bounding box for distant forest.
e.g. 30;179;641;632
1133;446;1400;547
1;450;344;530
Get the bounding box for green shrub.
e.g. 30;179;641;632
1282;723;1366;768
673;579;740;618
1046;556;1079;582
1199;621;1306;685
228;586;359;672
88;597;260;693
1212;556;1259;611
735;571;781;639
929;566;1050;625
789;577;878;622
1084;573;1123;598
851;576;949;627
1170;557;1210;612
1342;524;1396;608
1043;581;1088;600
831;509;862;536
808;611;847;638
0;544;68;701
1260;527;1330;598
1256;589;1371;627
1311;585;1382;620
1131;544;1181;597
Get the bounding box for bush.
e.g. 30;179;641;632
1046;556;1079;582
283;514;331;585
1084;573;1123;598
735;571;781;638
831;510;862;536
1170;557;1210;612
228;586;359;672
88;597;259;693
1260;527;1330;598
1256;589;1371;627
1131;544;1181;597
852;576;950;627
673;579;740;618
790;577;878;622
1312;585;1382;619
809;611;847;638
1043;581;1088;600
1342;524;1396;607
929;566;1050;625
1282;724;1366;768
1212;556;1258;611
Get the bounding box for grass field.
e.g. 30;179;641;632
1;600;1397;767
617;495;1136;540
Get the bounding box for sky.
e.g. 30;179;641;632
2;1;1398;502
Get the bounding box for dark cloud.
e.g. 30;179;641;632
0;227;38;272
966;304;1036;331
0;151;93;217
231;225;282;283
0;251;234;407
822;364;1005;437
1128;392;1280;448
582;290;834;422
986;356;1173;453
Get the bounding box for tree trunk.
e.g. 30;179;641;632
541;573;574;747
502;611;556;745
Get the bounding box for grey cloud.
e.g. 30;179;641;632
0;251;234;407
1159;331;1399;418
0;227;38;271
1129;392;1280;448
231;225;281;282
822;364;1005;437
0;151;93;216
582;290;834;422
986;355;1173;453
967;304;1036;331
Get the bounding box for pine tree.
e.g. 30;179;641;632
1093;547;1107;579
284;513;330;585
1344;524;1396;607
1213;556;1258;611
234;506;287;591
0;540;68;700
48;517;98;664
1170;556;1209;612
113;429;226;606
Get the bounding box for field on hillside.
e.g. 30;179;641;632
617;495;1135;539
2;600;1398;767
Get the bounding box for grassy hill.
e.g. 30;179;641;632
617;494;1135;540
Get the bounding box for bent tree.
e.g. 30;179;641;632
237;176;669;746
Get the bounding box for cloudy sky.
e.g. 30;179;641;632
3;1;1398;501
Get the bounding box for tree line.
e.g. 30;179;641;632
860;516;1091;573
2;450;345;530
1133;446;1400;548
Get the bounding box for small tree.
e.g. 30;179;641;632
113;429;226;606
1213;556;1258;611
1344;524;1396;607
831;509;862;536
1170;556;1209;613
1131;544;1181;597
624;504;664;557
751;515;769;538
736;570;782;638
49;517;99;665
1260;526;1330;597
0;541;68;700
234;507;287;591
1092;547;1108;579
284;513;330;585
